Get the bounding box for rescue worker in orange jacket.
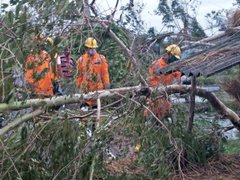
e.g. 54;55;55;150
25;37;58;97
75;37;110;109
145;44;182;119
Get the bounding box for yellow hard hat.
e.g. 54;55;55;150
85;37;98;48
45;37;54;46
134;143;141;153
165;44;181;59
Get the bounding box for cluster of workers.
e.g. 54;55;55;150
24;35;181;118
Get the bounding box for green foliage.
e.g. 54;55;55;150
1;117;92;179
190;18;207;39
118;2;144;33
197;66;239;86
156;0;206;38
135;105;224;178
171;0;185;19
0;98;228;179
224;139;240;154
99;24;131;87
205;9;227;32
10;0;20;6
235;0;240;6
0;0;235;179
156;0;173;26
1;3;9;10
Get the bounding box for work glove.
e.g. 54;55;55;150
52;81;63;95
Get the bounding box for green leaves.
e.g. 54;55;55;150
1;3;9;9
7;11;14;25
10;0;20;5
21;126;28;141
156;0;207;37
156;0;173;24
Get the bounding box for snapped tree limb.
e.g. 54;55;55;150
0;108;44;136
165;84;240;130
0;86;143;112
1;84;240;133
99;21;147;86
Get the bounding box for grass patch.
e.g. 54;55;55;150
224;139;240;155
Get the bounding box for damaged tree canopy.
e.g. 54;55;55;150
1;1;240;179
158;27;240;77
158;8;240;77
1;84;240;137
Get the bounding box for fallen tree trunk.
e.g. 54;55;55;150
0;84;240;134
0;86;144;112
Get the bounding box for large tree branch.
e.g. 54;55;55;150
1;85;240;132
182;26;240;50
0;86;143;112
165;84;240;130
0;109;44;136
99;21;147;86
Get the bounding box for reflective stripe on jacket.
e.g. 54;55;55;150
148;57;181;87
25;50;55;96
75;53;110;92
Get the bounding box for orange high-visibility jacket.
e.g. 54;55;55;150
25;50;56;96
75;53;110;92
148;57;181;87
145;57;181;119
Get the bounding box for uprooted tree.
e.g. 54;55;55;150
1;0;240;179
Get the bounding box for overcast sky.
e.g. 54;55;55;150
96;0;236;35
1;0;237;35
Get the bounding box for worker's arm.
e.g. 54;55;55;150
100;56;110;89
172;71;182;84
75;57;83;88
24;56;35;84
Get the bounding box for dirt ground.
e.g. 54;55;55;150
176;155;240;180
105;153;240;179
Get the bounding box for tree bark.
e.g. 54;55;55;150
0;109;44;136
0;86;144;112
187;76;196;132
1;85;240;133
165;84;240;130
99;20;148;86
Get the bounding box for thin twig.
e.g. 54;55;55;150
115;92;174;145
89;154;96;180
0;139;22;179
1;120;51;178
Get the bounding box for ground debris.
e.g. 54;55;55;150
173;154;240;180
105;153;145;176
103;128;145;176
